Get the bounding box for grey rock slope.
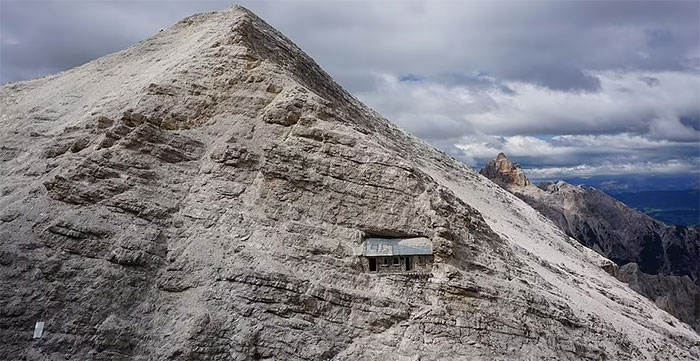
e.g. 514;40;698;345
480;153;700;332
1;6;699;361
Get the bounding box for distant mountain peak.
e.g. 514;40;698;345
479;153;531;187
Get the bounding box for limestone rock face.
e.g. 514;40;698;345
480;154;700;333
1;7;699;361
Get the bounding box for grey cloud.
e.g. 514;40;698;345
264;1;699;92
4;1;699;88
428;72;516;94
507;65;602;92
359;70;699;139
328;70;383;93
640;76;660;87
680;115;700;132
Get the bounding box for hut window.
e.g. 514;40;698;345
393;256;399;265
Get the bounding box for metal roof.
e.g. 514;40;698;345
362;237;433;257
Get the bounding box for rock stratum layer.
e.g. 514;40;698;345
481;154;700;333
1;7;699;361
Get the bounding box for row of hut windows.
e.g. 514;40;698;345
368;255;430;272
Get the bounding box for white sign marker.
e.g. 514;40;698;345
33;322;44;339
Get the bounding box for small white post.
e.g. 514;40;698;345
33;322;44;339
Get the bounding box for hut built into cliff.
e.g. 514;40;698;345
361;237;433;274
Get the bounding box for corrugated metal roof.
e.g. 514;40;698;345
362;237;433;256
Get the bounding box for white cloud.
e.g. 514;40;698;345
524;158;700;179
359;70;699;140
357;70;699;173
454;133;695;167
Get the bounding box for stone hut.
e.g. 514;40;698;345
361;237;434;274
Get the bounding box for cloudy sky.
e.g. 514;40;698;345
1;0;699;182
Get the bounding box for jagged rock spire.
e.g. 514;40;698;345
480;153;531;187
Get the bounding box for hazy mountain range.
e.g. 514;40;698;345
525;175;700;226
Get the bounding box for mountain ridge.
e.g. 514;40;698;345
480;153;700;332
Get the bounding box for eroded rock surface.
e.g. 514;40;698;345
1;6;699;361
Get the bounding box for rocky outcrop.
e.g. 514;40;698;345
479;152;531;187
480;154;700;332
530;182;700;281
618;263;700;330
1;7;698;361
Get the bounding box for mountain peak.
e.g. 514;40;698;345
211;5;352;107
1;5;362;134
480;153;532;187
2;7;699;360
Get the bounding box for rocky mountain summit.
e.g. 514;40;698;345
1;6;699;360
480;153;531;187
480;153;700;332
